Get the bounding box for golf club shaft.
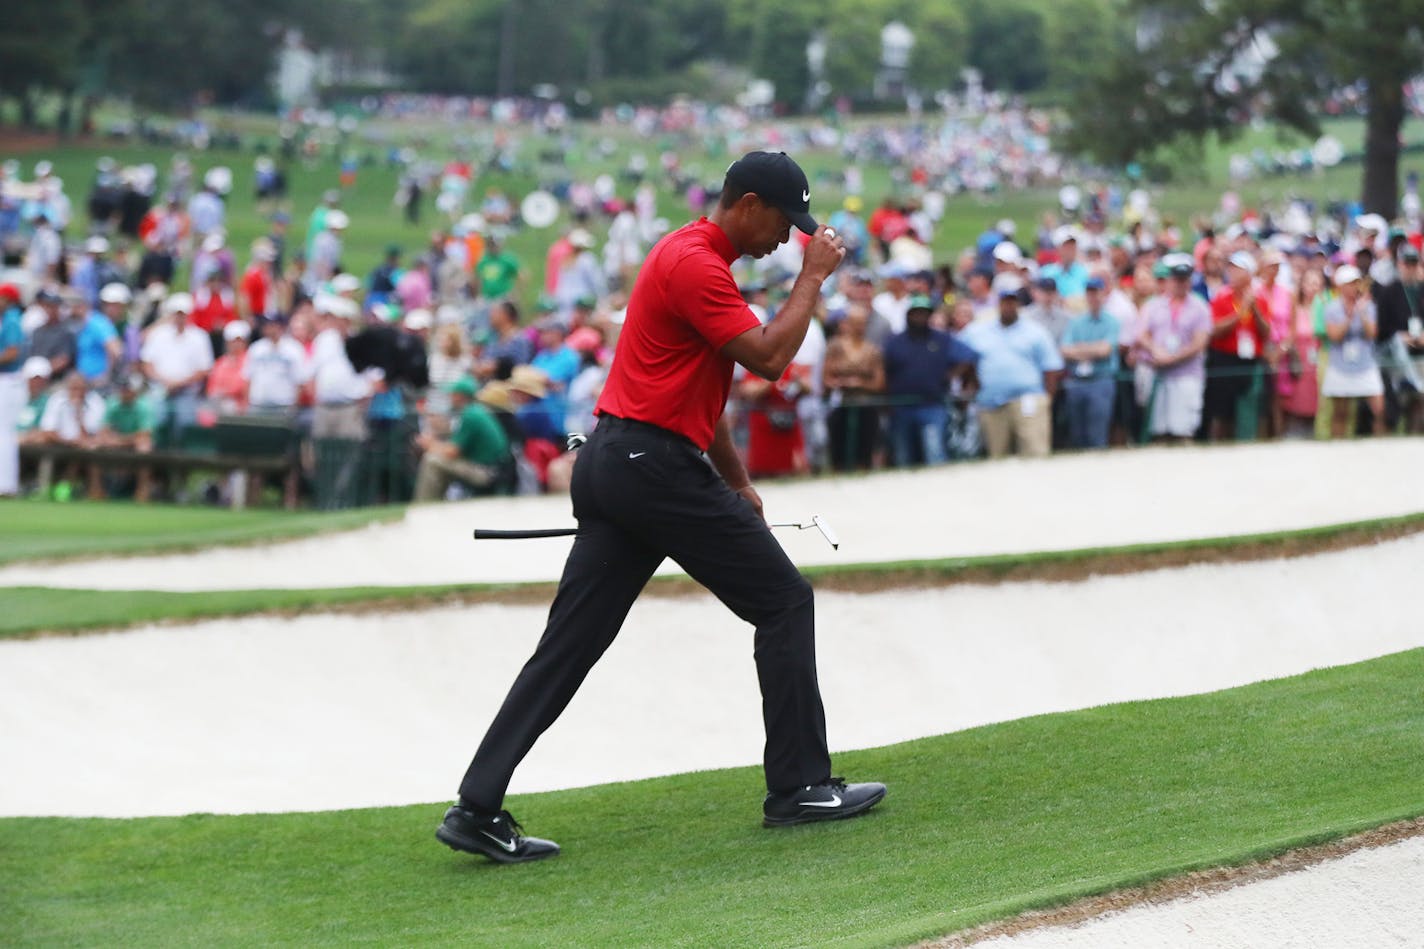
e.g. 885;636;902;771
473;527;579;540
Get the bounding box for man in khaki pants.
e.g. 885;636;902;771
960;278;1064;458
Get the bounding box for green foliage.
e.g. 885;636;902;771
3;648;1422;945
964;0;1049;93
1062;0;1424;210
1;0;1093;115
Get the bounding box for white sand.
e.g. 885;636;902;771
4;531;1422;819
3;438;1423;591
974;835;1424;948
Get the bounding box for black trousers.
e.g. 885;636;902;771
459;414;832;810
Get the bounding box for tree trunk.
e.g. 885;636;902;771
20;89;37;128
1362;77;1405;216
57;90;74;139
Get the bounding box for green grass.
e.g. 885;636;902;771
0;500;405;565
4;510;1421;638
3;648;1421;947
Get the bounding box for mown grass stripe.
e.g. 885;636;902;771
2;649;1421;947
5;510;1424;638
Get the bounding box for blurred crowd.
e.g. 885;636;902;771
3;148;1422;506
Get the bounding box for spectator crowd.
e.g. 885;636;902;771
3;148;1423;507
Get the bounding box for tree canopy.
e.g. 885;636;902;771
1;0;1120;115
1063;0;1424;213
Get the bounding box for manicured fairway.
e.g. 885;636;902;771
3;649;1420;947
0;501;403;565
4;511;1422;638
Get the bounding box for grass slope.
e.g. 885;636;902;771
5;511;1423;638
0;501;404;565
3;649;1421;948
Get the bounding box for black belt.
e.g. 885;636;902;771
596;413;700;450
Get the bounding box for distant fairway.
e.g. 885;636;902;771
17;111;1423;317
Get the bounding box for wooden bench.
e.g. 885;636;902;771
20;418;302;510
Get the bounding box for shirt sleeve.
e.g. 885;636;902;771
84;395;106;433
946;335;979;366
1036;325;1065;371
665;252;760;349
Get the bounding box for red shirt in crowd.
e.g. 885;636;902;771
1208;286;1270;358
595;218;759;449
191;286;236;333
240;265;271;318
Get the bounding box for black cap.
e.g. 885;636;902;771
724;151;818;235
1400;244;1421;262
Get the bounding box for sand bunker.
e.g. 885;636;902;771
3;439;1423;591
3;531;1422;819
971;833;1424;948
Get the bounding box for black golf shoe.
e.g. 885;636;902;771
436;804;560;864
763;777;886;827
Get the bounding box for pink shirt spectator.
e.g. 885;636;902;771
395;268;433;311
1261;281;1293;345
1139;293;1212;379
207;351;248;412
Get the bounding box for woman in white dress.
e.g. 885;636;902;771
1320;265;1385;438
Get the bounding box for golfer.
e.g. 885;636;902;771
438;151;885;863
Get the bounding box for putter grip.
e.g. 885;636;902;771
473;528;579;540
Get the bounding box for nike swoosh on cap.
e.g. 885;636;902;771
802;190;810;202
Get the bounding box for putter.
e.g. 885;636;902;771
476;515;840;549
768;515;840;550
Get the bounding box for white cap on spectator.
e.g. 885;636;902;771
1227;250;1258;274
204;166;233;194
23;356;52;380
1333;264;1363;286
34;160;52;177
330;273;362;295
99;283;132;305
403;308;433;331
164;292;195;315
993;274;1025;298
992;241;1022;264
326;210;350;230
996;218;1016;237
202;233;226;253
569;228;595;249
251;238;277;261
1355;213;1387;234
315;293;359;320
1053;225;1080;247
85;236;110;255
223;320;252;341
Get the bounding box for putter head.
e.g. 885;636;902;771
811;515;840;550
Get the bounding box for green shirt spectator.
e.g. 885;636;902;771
104;392;157;436
452;399;510;467
477;247;521;299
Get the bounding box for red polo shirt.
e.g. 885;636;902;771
596;218;759;449
1209;286;1270;357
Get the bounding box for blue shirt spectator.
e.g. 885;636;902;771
960;311;1065;409
531;333;580;431
1039;259;1090;299
883;324;977;405
1061;308;1121;382
0;297;25;372
75;309;119;382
